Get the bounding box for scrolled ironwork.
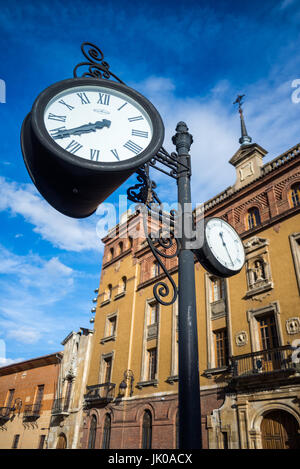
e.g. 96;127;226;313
73;42;125;84
127;164;161;207
142;209;178;306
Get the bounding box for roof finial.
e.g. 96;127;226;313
233;94;252;146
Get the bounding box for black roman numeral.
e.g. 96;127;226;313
131;129;148;138
123;140;143;155
65;140;83;154
58;99;74;110
90;149;100;161
110;149;120;160
117;102;127;111
77;92;90;104
128;116;144;122
97;93;110;105
48;113;66;122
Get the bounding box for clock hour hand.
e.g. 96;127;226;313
52;119;111;139
219;231;234;266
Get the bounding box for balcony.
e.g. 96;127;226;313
51;398;70;416
84;383;115;406
229;345;300;390
23;403;42;420
0;407;11;422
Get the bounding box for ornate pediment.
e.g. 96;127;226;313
244;236;268;253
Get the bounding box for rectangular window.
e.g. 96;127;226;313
63;380;73;412
107;316;117;336
257;314;279;351
147;348;157;381
38;435;46;449
214;329;228;368
211;278;225;302
12;434;20;449
103;357;112;383
35;385;44;405
148;303;159;325
6;389;15;408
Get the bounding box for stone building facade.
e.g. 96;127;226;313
0;353;61;449
47;328;94;449
80;136;300;449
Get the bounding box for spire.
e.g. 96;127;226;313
233;94;252;146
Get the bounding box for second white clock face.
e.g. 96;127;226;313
43;85;153;163
205;218;245;271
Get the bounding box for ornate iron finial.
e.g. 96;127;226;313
73;42;125;84
233;94;252;146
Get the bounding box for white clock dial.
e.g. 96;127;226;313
43;85;153;163
205;218;245;271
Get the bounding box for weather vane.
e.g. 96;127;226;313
233;94;245;113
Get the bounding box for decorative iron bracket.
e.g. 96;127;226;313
73;42;125;84
149;146;191;179
127;151;182;306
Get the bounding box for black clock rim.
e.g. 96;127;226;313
30;77;165;173
195;217;245;278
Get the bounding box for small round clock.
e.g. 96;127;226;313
21;78;164;218
194;217;245;278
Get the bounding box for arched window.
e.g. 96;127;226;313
88;415;97;449
118;241;123;255
109;247;114;261
247;207;261;229
107;284;112;301
128;237;133;249
121;276;127;293
56;432;67;449
289;183;300;208
142;410;152;449
102;414;111;449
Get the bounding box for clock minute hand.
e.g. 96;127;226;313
219;231;234;266
52;119;111;139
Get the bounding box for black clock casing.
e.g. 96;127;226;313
21;78;164;218
193;217;245;278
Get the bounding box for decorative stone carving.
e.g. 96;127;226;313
235;331;248;347
244;236;273;298
286;317;300;335
239;161;254;182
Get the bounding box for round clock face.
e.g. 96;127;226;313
43;84;153;163
205;218;245;272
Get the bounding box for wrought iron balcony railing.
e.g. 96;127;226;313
84;383;115;405
51;397;71;415
230;345;297;378
23;403;42;419
0;406;11;421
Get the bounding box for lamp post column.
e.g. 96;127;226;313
172;122;202;449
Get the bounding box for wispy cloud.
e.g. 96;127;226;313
0;177;101;252
134;53;300;206
280;0;297;10
0;244;89;359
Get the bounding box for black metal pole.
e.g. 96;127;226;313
172;122;202;449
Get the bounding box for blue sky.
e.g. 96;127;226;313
0;0;300;364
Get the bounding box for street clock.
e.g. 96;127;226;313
21;78;164;218
194;217;245;278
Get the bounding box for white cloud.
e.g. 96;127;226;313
7;327;41;344
0;177;102;252
134;61;300;206
0;246;79;345
0;357;25;366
